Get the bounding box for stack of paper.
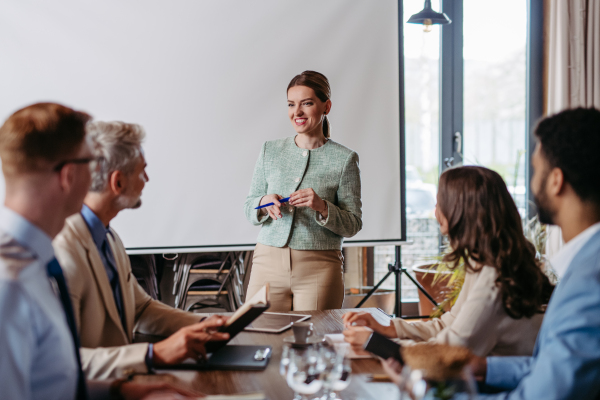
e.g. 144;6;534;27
324;334;373;359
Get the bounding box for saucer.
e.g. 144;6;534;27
283;335;325;348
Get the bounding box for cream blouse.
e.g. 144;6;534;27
392;265;544;357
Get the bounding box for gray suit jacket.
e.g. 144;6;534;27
53;213;200;379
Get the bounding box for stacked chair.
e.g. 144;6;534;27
171;251;251;313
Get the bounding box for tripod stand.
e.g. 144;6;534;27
355;245;438;319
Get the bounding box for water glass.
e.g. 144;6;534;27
398;366;477;400
286;347;324;400
320;344;352;400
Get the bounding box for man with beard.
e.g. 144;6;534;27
53;121;229;380
464;107;600;399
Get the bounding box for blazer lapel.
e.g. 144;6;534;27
68;214;128;342
107;229;135;342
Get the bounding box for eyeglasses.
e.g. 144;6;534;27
53;157;99;172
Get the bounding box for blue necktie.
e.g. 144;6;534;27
102;236;126;329
47;258;88;400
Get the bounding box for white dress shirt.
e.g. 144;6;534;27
548;222;600;279
0;206;78;400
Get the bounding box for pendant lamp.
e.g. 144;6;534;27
407;0;452;32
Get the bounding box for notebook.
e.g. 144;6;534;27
205;283;270;353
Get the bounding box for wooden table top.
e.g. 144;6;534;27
135;308;400;400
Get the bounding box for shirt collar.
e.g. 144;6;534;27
80;204;109;249
549;222;600;279
0;206;55;265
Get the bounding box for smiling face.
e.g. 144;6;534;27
287;85;331;136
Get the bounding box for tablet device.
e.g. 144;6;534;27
244;312;310;333
363;331;404;364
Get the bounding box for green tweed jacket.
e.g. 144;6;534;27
244;136;362;250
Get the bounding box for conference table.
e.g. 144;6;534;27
136;308;400;400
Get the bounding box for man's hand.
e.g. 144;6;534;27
342;311;397;337
289;188;327;218
152;316;230;365
469;354;487;382
259;194;283;220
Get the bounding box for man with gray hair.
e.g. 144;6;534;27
54;121;229;379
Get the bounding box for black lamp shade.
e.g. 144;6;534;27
407;0;452;25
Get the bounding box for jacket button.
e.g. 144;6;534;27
294;178;300;182
302;151;308;157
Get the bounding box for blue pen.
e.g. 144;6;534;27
255;197;291;209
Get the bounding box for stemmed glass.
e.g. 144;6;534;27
281;344;301;400
398;366;477;400
286;346;324;400
320;343;352;400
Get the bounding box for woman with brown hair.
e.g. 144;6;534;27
243;71;362;311
343;166;553;357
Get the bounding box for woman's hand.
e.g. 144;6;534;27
342;326;374;353
342;311;397;337
289;188;327;217
259;194;284;220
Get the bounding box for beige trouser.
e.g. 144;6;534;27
246;243;345;311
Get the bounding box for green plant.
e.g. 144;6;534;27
524;214;558;284
423;248;466;319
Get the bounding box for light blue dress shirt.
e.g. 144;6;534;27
0;206;78;400
477;227;600;399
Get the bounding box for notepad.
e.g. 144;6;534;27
324;334;373;359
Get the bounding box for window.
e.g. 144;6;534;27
463;0;528;216
373;0;531;309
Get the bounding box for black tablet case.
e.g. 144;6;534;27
163;345;272;371
204;302;270;353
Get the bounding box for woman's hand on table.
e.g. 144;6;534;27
289;188;328;218
342;311;397;337
152;315;230;365
259;194;284;220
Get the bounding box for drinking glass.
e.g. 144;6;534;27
320;344;352;400
398;366;477;400
281;344;301;400
286;347;324;400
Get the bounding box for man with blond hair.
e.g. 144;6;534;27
54;120;229;380
0;103;195;400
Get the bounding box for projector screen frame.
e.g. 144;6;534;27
125;0;408;254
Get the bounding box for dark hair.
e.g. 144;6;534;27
0;102;91;175
438;166;554;319
287;70;331;138
534;107;600;208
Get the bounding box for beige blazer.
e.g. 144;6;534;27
392;265;544;357
53;213;200;379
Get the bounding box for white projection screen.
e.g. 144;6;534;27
0;0;404;253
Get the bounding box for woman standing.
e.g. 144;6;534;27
244;71;362;311
343;166;553;357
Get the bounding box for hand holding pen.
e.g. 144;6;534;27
257;194;287;220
